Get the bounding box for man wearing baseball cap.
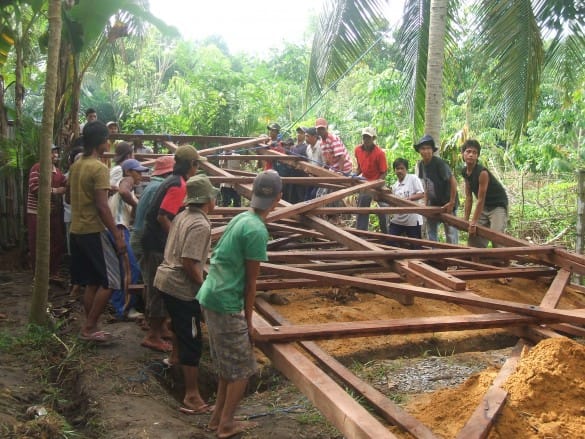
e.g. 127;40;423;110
315;117;352;174
354;127;389;233
154;174;218;414
140;145;207;352
197;170;282;438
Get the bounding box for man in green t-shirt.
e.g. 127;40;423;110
68;121;126;343
197;170;282;438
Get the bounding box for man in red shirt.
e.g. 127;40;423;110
27;144;67;277
354;127;389;232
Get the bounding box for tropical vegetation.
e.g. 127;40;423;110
0;0;583;322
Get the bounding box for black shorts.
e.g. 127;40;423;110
162;293;202;367
70;231;121;289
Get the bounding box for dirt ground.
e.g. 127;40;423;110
1;255;585;438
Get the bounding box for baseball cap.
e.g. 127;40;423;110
361;127;377;138
250;170;282;210
133;129;145;135
296;126;306;133
175;145;207;163
114;141;133;163
122;159;149;173
414;134;437;152
315;117;328;128
267;123;281;131
303;127;318;136
106;121;118;128
51;144;60;151
152;155;175;176
184;174;220;205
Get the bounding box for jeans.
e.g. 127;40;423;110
356;192;388;233
425;206;459;244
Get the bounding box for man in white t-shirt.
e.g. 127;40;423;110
389;158;424;246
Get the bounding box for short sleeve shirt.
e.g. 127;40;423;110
354;144;387;180
322;133;352;173
417;156;454;206
154;207;211;301
142;174;186;253
391;174;425;226
69;157;111;234
197;211;268;314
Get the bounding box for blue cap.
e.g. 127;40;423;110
133;129;145;135
122;159;149;173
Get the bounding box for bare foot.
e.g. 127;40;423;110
217;420;259;438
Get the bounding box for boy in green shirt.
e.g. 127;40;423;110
197;171;282;439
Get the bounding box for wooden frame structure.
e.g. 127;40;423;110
123;135;585;438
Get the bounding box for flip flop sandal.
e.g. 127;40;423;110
178;404;214;415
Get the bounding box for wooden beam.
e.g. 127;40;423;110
539;268;571;309
450;267;557;280
266;246;556;262
253;313;541;343
455;341;528;439
253;314;398;439
255;298;438;439
260;262;585;325
408;260;467;291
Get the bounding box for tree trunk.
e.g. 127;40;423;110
29;0;62;326
423;0;448;147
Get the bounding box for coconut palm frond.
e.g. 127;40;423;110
306;0;389;102
474;0;544;142
534;0;585;105
395;0;430;137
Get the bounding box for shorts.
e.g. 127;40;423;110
70;231;121;289
202;307;257;381
140;251;166;319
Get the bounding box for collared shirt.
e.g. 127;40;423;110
354;144;387;181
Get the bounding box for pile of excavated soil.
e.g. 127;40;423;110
404;337;585;439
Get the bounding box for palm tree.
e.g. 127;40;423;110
307;0;584;144
29;0;61;326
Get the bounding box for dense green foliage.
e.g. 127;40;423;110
0;3;583;248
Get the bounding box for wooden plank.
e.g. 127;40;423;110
260;262;585;325
255;298;438;439
253;314;398;439
253;313;540;343
266;246;556;262
455;387;507;439
209;179;385;240
300;215;414;305
209;176;359;184
539;268;571;309
450;267;557;280
455;341;528;439
349;228;465;249
398;261;454;291
408;260;467;291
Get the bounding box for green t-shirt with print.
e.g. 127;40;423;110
197;211;268;314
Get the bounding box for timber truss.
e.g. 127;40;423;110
113;135;585;439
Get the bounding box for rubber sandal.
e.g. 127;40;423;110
140;339;172;352
178;404;214;415
79;331;113;343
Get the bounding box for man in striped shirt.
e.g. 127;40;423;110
27;144;67;276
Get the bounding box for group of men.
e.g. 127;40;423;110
29;113;508;438
259;119;508;246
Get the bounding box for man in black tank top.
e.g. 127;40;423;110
461;139;508;248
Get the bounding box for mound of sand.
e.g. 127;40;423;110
404;338;585;439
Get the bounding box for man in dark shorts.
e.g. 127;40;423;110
154;174;219;414
141;145;206;352
197;170;282;439
68;121;126;342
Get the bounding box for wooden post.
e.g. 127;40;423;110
577;169;585;284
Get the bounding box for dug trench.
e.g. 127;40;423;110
1;266;585;438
